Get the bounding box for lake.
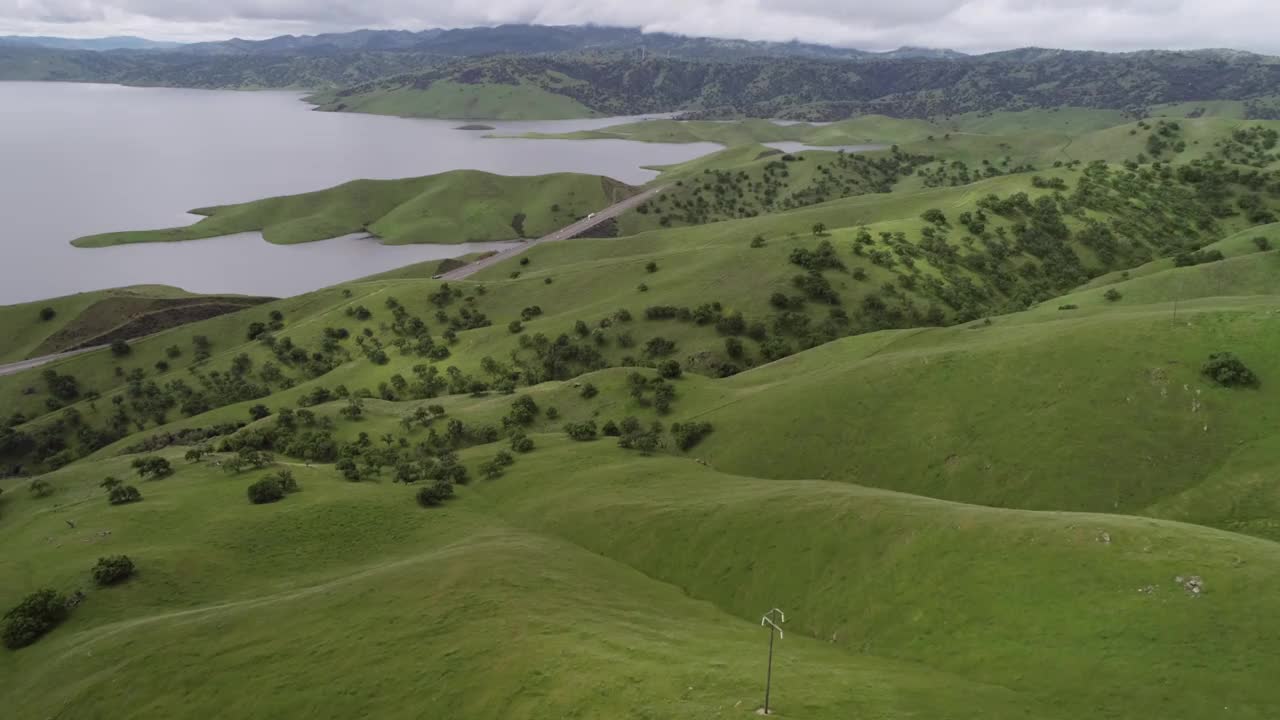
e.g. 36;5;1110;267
0;82;721;305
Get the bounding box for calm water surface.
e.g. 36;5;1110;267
0;82;720;304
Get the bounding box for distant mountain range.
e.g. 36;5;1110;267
0;35;181;51
0;25;967;60
3;24;1280;122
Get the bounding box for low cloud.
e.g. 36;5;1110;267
1;0;1278;54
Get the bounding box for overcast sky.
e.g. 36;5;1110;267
1;0;1277;54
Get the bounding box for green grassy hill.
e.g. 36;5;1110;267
515;116;940;145
309;79;600;121
6;115;1280;718
72;171;633;248
0;287;270;364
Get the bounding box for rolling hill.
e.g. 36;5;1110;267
72;172;634;248
4;113;1280;719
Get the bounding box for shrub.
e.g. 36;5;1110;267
645;261;658;273
1103;288;1123;302
671;422;714;451
28;479;53;498
505;395;540;426
725;337;745;359
510;433;535;453
644;305;680;320
618;419;663;453
38;307;56;321
108;485;143;506
1174;249;1225;267
1058;304;1079;311
545;407;560;420
637;283;649;292
643;337;677;358
416;480;455;507
602;420;621;437
508;320;524;334
2;589;69;649
249;405;271;421
564;421;598;441
657;360;683;379
132;455;173;480
480;459;503;479
1201;353;1260;388
99;476;121;490
247;478;286;505
110;339;131;356
92;555;136;586
580;383;599;399
1253;236;1272;251
273;468;299;493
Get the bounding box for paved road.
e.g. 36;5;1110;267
0;344;106;378
439;186;665;281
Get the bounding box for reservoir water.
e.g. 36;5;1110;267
0;82;721;304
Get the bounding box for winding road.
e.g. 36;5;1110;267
438;185;665;281
0;345;106;378
0;187;663;379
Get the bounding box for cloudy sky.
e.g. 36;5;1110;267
1;0;1276;54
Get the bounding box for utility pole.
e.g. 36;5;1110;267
760;608;786;715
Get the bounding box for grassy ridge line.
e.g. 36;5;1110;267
1080;222;1280;289
71;171;632;248
0;286;202;364
10;167;1272;449
687;293;1279;523
510;116;942;145
36;254;1280;543
516;114;1280;180
480;441;1280;718
309;80;600;121
0;446;1057;720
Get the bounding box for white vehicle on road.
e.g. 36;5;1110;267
587;213;596;219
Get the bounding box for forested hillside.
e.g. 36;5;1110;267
316;51;1280;121
6;30;1280;121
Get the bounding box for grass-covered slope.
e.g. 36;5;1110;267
688;272;1279;523
309;79;599;121
0;286;270;364
515;116;939;145
489;443;1280;717
72;171;633;248
5;432;1280;718
8;116;1280;719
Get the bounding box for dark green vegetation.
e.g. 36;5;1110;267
73;172;632;247
7;25;1280;121
3;110;1280;718
310;50;1280;121
91;555;135;586
2;589;70;649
